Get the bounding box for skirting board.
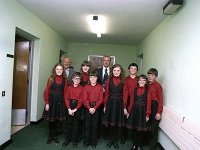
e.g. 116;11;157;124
0;139;12;150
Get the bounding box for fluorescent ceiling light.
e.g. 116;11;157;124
87;15;106;38
163;0;183;15
97;33;101;38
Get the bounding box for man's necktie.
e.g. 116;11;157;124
103;68;108;85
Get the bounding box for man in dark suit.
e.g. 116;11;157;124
96;55;111;86
95;55;111;140
61;55;74;85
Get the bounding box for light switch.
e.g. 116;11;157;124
2;91;5;97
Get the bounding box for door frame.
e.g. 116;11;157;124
14;29;35;126
137;53;143;75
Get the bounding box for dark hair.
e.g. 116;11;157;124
50;63;67;84
147;68;158;77
110;64;125;84
80;60;91;73
128;63;138;70
89;70;98;77
102;55;111;61
72;72;82;79
139;74;148;86
81;60;91;67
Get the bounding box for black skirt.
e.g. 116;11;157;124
103;95;125;127
126;101;149;131
42;91;67;122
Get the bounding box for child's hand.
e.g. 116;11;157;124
126;114;129;118
89;108;93;114
89;108;95;114
103;107;106;113
68;109;74;116
72;108;77;113
124;109;128;116
45;104;49;111
155;113;161;120
93;108;96;114
146;117;149;122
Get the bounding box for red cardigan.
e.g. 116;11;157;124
83;83;103;110
146;80;163;117
64;84;83;110
43;75;68;104
123;75;138;110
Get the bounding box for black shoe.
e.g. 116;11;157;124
130;146;137;150
114;142;119;149
120;138;125;144
83;143;90;148
137;146;143;150
106;142;112;148
53;137;59;143
62;141;70;147
47;137;53;144
73;143;77;148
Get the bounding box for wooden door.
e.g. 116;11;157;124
12;41;29;109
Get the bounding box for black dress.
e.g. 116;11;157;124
126;87;150;131
42;80;66;122
103;78;124;127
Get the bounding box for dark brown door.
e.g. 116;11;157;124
12;38;30;109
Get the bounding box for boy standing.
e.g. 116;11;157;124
122;63;139;144
83;71;103;148
62;72;83;148
146;68;163;150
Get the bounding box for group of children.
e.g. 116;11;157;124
42;58;163;150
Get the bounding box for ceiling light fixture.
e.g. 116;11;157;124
163;0;183;15
87;15;106;38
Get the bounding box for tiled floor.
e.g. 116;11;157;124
11;125;26;134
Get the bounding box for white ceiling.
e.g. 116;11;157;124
17;0;169;45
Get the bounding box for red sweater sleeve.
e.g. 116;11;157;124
94;85;103;110
43;77;51;104
64;86;70;109
123;79;129;109
156;83;163;114
128;91;134;113
83;85;90;110
146;88;152;118
76;86;83;110
64;80;68;94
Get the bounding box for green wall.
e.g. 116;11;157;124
68;42;137;75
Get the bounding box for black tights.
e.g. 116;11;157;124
48;121;58;138
133;130;143;147
109;126;118;143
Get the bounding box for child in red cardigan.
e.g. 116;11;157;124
146;68;163;150
83;71;103;148
127;75;151;150
42;63;68;144
62;72;83;148
123;63;139;144
103;64;125;149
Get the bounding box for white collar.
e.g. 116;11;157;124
103;66;109;70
